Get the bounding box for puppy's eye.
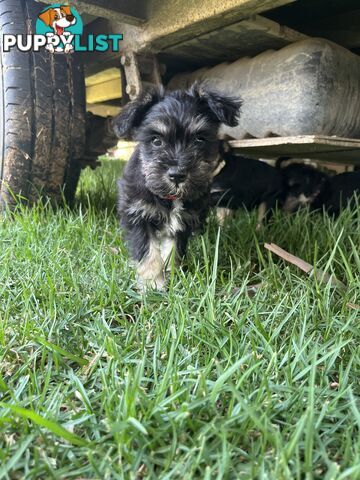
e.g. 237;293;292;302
195;136;206;143
151;136;163;147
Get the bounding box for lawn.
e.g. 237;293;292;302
0;159;359;479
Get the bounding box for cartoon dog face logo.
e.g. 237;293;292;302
38;6;76;35
38;6;77;53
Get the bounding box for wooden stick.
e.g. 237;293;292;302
230;243;359;310
264;243;313;273
264;243;346;289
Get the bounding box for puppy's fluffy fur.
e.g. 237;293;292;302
210;153;342;222
113;84;241;289
281;163;328;213
268;163;360;215
312;171;360;215
211;146;283;225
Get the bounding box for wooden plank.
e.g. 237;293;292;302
144;0;295;51
160;15;307;67
84;13;305;76
228;136;360;165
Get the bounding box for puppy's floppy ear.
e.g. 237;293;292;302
61;6;72;16
191;82;242;127
38;9;52;26
112;86;164;139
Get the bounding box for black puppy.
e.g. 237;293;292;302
281;163;329;213
312;171;360;215
210;147;283;225
113;84;241;290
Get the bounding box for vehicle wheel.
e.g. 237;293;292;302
0;0;86;207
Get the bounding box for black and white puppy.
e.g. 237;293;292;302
312;171;360;215
113;84;241;290
210;146;284;225
281;163;329;213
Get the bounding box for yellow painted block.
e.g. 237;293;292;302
85;68;122;87
86;77;122;103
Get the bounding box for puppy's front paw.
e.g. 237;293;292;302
137;274;166;292
46;44;55;53
136;242;166;292
216;207;233;225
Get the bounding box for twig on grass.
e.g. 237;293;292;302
264;243;346;289
264;243;359;310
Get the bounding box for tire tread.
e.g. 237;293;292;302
0;0;85;206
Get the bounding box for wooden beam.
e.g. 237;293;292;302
142;0;296;50
229;136;360;165
160;15;307;67
41;0;296;51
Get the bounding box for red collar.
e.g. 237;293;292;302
163;195;178;201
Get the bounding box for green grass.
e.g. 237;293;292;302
0;159;359;479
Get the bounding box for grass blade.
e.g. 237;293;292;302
210;354;252;402
0;403;90;447
34;336;88;366
0;435;35;479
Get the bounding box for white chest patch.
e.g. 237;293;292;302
299;193;310;204
160;236;176;263
167;200;185;235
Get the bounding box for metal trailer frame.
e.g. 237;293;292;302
37;0;360;165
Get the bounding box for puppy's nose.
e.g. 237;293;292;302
168;168;186;185
66;14;75;21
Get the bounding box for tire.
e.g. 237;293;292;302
0;0;86;207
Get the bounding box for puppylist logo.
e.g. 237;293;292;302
3;3;123;54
